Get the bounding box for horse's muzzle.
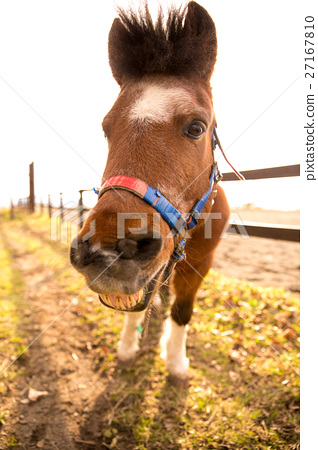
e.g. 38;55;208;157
70;234;165;310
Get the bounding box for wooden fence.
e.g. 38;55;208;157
16;164;300;243
223;164;300;242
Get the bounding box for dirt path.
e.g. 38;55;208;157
213;209;300;293
0;228;114;449
214;234;300;293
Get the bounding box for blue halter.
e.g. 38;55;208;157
96;126;222;263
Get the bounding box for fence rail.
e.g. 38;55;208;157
222;164;300;182
227;221;300;242
15;164;300;243
220;164;300;242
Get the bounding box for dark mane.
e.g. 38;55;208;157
108;1;217;84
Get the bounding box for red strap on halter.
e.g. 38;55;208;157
98;175;148;199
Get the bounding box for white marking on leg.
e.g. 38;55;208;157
160;316;189;379
117;311;145;362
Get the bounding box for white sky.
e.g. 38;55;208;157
0;0;311;210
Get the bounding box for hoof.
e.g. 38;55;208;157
167;374;189;388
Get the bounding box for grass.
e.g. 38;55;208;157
0;222;29;388
0;210;300;449
0;210;85;294
85;274;299;449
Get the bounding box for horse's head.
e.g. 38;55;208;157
70;2;218;312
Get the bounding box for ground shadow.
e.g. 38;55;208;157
78;309;189;449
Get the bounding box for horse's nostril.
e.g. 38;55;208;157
138;237;162;259
71;239;100;267
117;235;162;260
117;238;138;259
138;238;155;251
78;240;93;266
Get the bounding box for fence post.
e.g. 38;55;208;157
60;192;63;222
78;190;84;230
29;162;35;214
48;195;52;218
10;199;14;220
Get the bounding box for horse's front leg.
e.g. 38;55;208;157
160;252;213;382
160;315;189;381
117;311;145;365
160;185;230;382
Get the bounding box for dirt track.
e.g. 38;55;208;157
0;229;119;449
214;209;300;293
214;234;300;293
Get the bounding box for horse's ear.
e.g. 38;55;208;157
108;18;129;86
183;2;217;80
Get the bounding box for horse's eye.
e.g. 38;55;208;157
184;121;206;140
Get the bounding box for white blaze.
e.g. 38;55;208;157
129;84;194;123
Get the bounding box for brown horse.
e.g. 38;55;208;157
70;1;231;382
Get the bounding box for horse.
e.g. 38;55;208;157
70;1;233;384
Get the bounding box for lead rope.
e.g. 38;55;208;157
214;128;245;181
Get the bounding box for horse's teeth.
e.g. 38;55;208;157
101;291;143;310
121;296;128;308
108;294;117;308
128;296;137;308
101;294;112;306
116;296;125;310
